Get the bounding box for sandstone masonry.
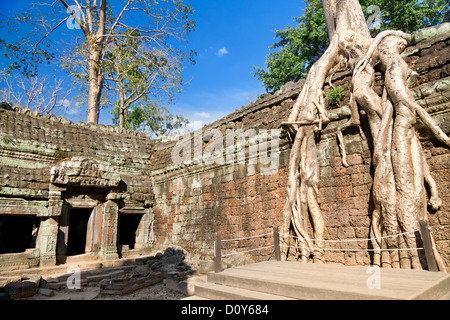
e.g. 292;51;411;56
150;24;450;267
0;24;449;272
0;109;155;270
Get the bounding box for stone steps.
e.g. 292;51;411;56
182;295;209;300
192;281;295;300
439;291;450;300
184;261;450;300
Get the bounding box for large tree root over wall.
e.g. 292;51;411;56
281;0;449;271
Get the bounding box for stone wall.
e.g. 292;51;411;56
0;108;155;269
0;24;449;272
150;92;295;261
150;25;450;268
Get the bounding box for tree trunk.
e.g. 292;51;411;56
87;48;103;124
119;107;125;130
282;0;449;271
119;83;126;130
86;0;107;125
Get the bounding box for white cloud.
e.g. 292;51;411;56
216;47;229;56
171;86;264;133
59;99;72;109
67;107;81;115
57;99;80;115
193;112;211;119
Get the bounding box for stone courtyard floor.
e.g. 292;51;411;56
22;281;186;300
3;248;195;300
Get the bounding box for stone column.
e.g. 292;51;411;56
56;204;70;264
100;200;119;260
40;186;65;267
48;189;64;217
37;217;59;267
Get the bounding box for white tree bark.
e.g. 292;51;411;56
282;0;449;271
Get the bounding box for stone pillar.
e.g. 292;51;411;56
48;189;64;217
41;185;65;267
86;206;102;253
135;209;156;249
37;217;59;267
100;200;119;260
56;204;70;264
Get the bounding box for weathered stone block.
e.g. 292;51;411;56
38;288;54;297
4;281;38;299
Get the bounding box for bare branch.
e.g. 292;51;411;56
1;74;71;114
32;16;70;51
108;1;132;37
85;0;94;34
73;0;87;26
95;0;107;38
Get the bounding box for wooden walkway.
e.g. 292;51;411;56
185;261;450;300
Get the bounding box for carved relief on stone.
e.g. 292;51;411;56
50;156;120;188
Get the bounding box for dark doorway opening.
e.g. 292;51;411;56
0;216;39;254
118;214;143;250
66;209;92;256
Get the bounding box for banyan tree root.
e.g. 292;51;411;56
281;0;449;271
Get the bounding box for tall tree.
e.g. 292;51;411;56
1;0;195;124
111;101;188;137
104;36;160;128
254;0;448;93
281;0;449;271
102;27;187;130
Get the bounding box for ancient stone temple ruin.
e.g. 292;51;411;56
0;108;155;270
0;24;449;273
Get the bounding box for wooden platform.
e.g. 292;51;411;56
185;261;450;300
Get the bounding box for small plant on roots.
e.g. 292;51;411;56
326;86;345;107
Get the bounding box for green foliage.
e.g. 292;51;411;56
325;86;345;107
111;102;189;137
363;0;448;36
253;0;327;94
254;0;449;93
2;136;13;144
102;27;189;132
0;12;54;78
0;0;196;129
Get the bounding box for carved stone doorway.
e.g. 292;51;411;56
49;156;154;265
57;193;109;264
118;213;144;252
66;208;92;256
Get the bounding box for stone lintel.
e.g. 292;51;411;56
0;197;48;217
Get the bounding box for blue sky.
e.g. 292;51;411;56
0;0;307;130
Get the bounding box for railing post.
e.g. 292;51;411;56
419;220;438;272
214;232;222;273
274;226;281;261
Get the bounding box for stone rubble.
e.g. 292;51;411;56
0;247;197;300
